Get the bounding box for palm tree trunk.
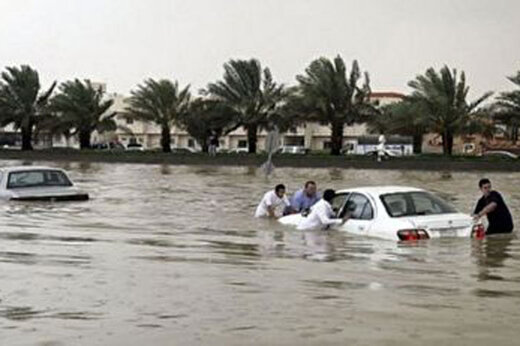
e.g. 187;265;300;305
79;130;92;149
442;129;454;156
21;124;33;151
413;134;423;154
512;125;518;144
246;123;258;154
201;138;209;153
442;130;454;156
330;120;344;156
161;125;171;153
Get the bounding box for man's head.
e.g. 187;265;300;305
304;181;317;197
323;189;336;202
275;184;286;198
479;178;492;196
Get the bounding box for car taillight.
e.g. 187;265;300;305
471;224;486;239
397;229;430;241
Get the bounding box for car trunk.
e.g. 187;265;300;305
405;213;473;237
9;187;89;202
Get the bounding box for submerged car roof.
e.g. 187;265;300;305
336;186;425;196
0;166;66;173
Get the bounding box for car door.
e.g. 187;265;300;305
341;193;375;236
330;193;350;217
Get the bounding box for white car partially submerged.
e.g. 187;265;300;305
0;166;89;202
279;186;485;241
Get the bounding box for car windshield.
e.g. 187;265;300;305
7;170;73;189
380;191;458;217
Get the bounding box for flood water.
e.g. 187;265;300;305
1;160;520;346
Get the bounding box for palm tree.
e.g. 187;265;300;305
494;71;520;144
0;65;56;150
204;59;286;153
367;101;428;154
125;79;191;152
408;66;492;155
180;99;240;152
294;56;373;155
49;79;116;149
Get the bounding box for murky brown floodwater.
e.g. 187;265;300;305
1;160;520;346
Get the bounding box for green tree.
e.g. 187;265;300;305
294;56;373;155
126;79;191;152
205;59;286;153
494;71;520;143
367;101;428;154
0;65;56;150
181;99;240;152
408;66;492;155
49;79;116;149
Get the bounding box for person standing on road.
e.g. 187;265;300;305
208;131;218;156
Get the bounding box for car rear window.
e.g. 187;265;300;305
380;191;457;217
7;170;73;189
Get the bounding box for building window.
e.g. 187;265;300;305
463;143;475;154
170;138;176;145
238;140;247;148
126;117;134;124
323;141;332;149
284;136;304;146
188;139;195;148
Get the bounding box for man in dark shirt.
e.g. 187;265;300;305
473;178;514;234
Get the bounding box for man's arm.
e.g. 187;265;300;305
473;201;482;215
317;206;343;226
474;202;497;220
267;206;277;218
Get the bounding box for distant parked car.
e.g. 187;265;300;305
126;143;144;151
481;150;518;159
0;166;89;201
171;147;199;154
109;142;125;150
279;145;309;155
92;143;109;150
228;147;249;154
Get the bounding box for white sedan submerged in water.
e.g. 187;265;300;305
279;186;484;241
0;166;89;201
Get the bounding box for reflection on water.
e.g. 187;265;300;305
0;160;519;345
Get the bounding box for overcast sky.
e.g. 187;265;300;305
1;0;519;98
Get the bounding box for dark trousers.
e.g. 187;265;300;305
486;224;514;235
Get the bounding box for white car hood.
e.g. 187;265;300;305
278;213;303;226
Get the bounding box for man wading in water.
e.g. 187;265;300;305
255;184;291;219
473;178;514;235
